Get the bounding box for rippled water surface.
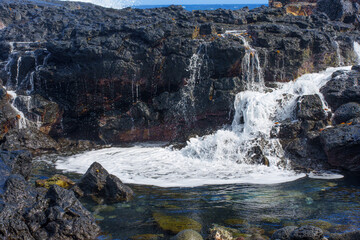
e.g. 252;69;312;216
33;160;360;240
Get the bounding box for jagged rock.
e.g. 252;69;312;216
296;95;326;121
271;226;298;240
333;102;360;124
77;162;134;203
290;225;324;240
320;124;360;171
0;151;100;240
321;69;360;110
207;224;239;240
174;229;203;240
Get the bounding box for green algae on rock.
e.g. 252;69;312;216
35;174;75;189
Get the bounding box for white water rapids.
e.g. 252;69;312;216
55;65;352;187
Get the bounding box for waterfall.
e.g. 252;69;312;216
2;42;46;130
334;41;344;66
354;42;360;64
222;30;265;91
6;91;28;129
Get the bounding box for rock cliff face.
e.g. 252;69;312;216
0;0;359;147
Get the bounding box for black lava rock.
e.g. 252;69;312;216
77;162;134;203
320;124;360;171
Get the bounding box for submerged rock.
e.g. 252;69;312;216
77;162;134;203
153;212;202;234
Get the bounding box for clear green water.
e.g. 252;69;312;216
33;160;360;240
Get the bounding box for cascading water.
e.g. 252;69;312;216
222;30;265;91
2;42;46;129
354;41;360;64
334;41;344;66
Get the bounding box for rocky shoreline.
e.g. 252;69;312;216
1;0;360;239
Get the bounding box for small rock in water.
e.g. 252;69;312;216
174;229;203;240
77;162;134;203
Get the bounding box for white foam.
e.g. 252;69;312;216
60;0;136;9
308;171;344;180
54;66;351;187
55;146;306;187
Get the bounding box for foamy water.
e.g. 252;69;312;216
54;66;351;187
60;0;136;9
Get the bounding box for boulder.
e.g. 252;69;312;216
321;70;360;110
320;124;360;171
333;102;360;124
77;162;134;203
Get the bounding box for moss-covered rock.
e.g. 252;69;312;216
153;212;202;234
35;174;75;189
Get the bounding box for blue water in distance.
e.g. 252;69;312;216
133;4;268;11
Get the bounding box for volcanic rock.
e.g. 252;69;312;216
77;162;134;203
